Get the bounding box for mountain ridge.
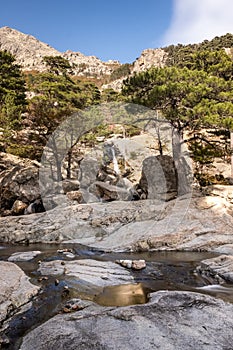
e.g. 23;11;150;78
0;26;167;82
1;26;233;91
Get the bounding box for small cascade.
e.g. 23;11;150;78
111;146;120;174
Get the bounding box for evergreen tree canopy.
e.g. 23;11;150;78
43;56;72;76
0;50;27;128
122;66;233;134
28;72;101;138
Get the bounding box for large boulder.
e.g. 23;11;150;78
0;152;40;213
19;291;233;350
78;157;99;189
0;261;39;323
138;155;178;200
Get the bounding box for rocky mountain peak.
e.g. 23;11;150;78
0;26;60;71
132;48;168;73
0;26;121;77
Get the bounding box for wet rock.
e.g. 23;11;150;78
38;259;134;287
138;155;178;200
64;252;75;259
57;249;75;259
132;259;146;270
115;259;132;268
37;276;48;282
19;291;233;350
198;255;233;283
213;244;233;255
116;259;146;270
8;250;41;262
0;261;39;323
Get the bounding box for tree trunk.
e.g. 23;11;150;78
231;131;233;178
172;129;192;195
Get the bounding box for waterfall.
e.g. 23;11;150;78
111;146;120;174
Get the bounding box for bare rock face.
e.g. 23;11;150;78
203;185;233;203
1;195;233;254
19;291;233;350
0;152;40;213
132;48;168;73
0;27;120;78
0;26;60;71
63;51;119;77
0;261;39;323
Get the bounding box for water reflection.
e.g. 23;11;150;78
94;282;149;306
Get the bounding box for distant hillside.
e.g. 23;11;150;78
163;33;233;66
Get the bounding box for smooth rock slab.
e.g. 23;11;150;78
0;261;39;322
20;291;233;350
198;255;233;282
8;250;41;262
38;259;134;287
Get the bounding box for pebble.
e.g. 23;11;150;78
63;307;71;313
132;260;146;270
38;276;48;282
115;259;132;269
64;253;75;259
57;249;73;253
101;275;109;280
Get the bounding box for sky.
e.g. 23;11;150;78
1;0;233;63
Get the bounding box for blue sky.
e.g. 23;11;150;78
1;0;233;63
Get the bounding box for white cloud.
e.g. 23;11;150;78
163;0;233;46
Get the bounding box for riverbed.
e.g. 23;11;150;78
1;243;233;349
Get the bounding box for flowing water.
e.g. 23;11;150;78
1;243;233;349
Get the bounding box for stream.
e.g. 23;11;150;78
1;243;233;349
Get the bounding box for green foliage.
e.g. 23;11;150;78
5;143;37;159
163;33;233;66
122;57;233;181
43;56;72;76
123;66;233;133
101;88;121;102
0;51;27;126
28;73;101;139
109;63;132;82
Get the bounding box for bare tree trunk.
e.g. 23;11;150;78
67;148;72;179
172;129;192;195
231;131;233;178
